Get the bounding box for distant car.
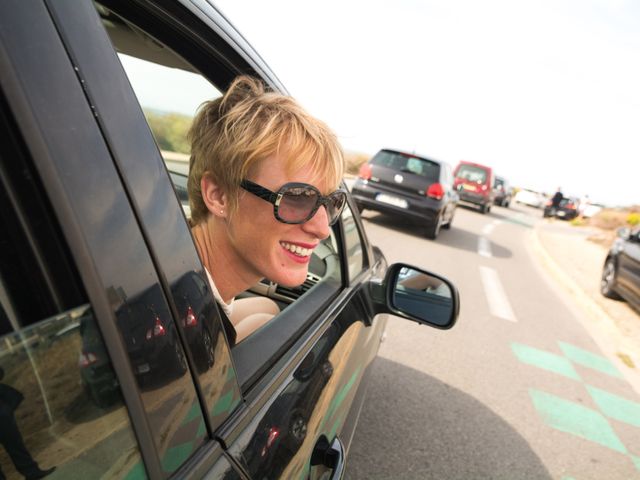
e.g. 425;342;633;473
493;176;512;207
453;160;495;214
351;148;458;239
513;188;546;208
581;203;604;219
601;227;640;312
542;197;579;220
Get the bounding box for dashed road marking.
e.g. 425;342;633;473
478;220;502;258
479;266;517;322
478;237;492;257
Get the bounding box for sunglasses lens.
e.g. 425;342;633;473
278;186;319;223
326;191;347;225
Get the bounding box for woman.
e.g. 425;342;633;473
187;76;346;344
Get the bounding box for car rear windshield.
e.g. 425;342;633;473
371;150;440;182
456;164;487;183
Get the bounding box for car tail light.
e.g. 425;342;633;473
261;427;280;457
358;163;372;180
426;183;444;200
79;351;97;368
481;184;488;191
545;200;552;206
183;306;197;327
566;202;576;209
146;316;167;340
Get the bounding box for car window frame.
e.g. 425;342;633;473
46;0;372;440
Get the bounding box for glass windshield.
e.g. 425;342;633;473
371;150;440;182
456;164;487;183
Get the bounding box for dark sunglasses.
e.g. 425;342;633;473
240;180;347;226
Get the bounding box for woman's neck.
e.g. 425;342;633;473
191;216;257;303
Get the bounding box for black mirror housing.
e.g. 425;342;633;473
368;263;460;329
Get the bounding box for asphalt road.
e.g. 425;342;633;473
346;202;640;480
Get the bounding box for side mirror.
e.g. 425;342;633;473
368;263;459;329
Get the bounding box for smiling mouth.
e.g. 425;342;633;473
280;242;314;257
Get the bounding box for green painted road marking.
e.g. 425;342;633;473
184;400;202;424
631;454;640;472
559;342;622;378
211;389;235;417
530;389;627;454
511;343;581;380
196;419;207;437
587;385;640;427
328;369;360;419
161;443;194;473
123;461;147;480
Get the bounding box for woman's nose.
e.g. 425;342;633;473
302;205;331;239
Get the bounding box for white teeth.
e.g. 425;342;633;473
280;242;313;257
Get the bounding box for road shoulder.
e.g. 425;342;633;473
530;221;640;395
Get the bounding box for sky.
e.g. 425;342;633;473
208;0;639;207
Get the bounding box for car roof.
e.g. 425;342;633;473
456;160;492;170
379;148;446;165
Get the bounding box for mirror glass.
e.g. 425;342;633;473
392;267;454;326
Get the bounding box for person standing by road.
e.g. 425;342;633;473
551;187;564;211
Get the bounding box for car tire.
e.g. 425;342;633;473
285;410;307;452
202;328;215;370
480;204;489;214
601;258;622;300
173;341;188;375
442;209;454;229
425;216;441;239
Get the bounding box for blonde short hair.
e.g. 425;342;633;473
187;76;345;225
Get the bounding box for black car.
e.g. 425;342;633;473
351;149;458;239
0;2;460;479
543;197;579;220
493;176;513;207
601;227;640;312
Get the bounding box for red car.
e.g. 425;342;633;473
453;160;495;214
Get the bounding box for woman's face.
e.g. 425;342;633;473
227;152;334;287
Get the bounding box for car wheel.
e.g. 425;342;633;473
174;341;188;375
285;411;308;451
442;209;454;229
601;258;622;299
425;216;441;239
480;204;489;214
202;329;215;369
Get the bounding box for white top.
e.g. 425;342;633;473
205;268;234;316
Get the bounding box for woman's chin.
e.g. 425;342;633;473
273;269;308;288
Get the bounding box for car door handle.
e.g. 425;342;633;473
311;435;346;479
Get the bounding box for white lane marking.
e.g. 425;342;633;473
478;237;492;258
479;266;517;322
478;220;501;257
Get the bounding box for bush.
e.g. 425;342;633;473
344;152;370;175
144;109;192;154
628;212;640;226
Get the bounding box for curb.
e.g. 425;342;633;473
530;226;640;395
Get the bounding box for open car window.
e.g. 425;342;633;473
94;1;345;388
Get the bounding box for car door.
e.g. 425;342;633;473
0;2;242;479
42;1;389;478
617;230;640;307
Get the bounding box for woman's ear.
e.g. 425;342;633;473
200;173;227;219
